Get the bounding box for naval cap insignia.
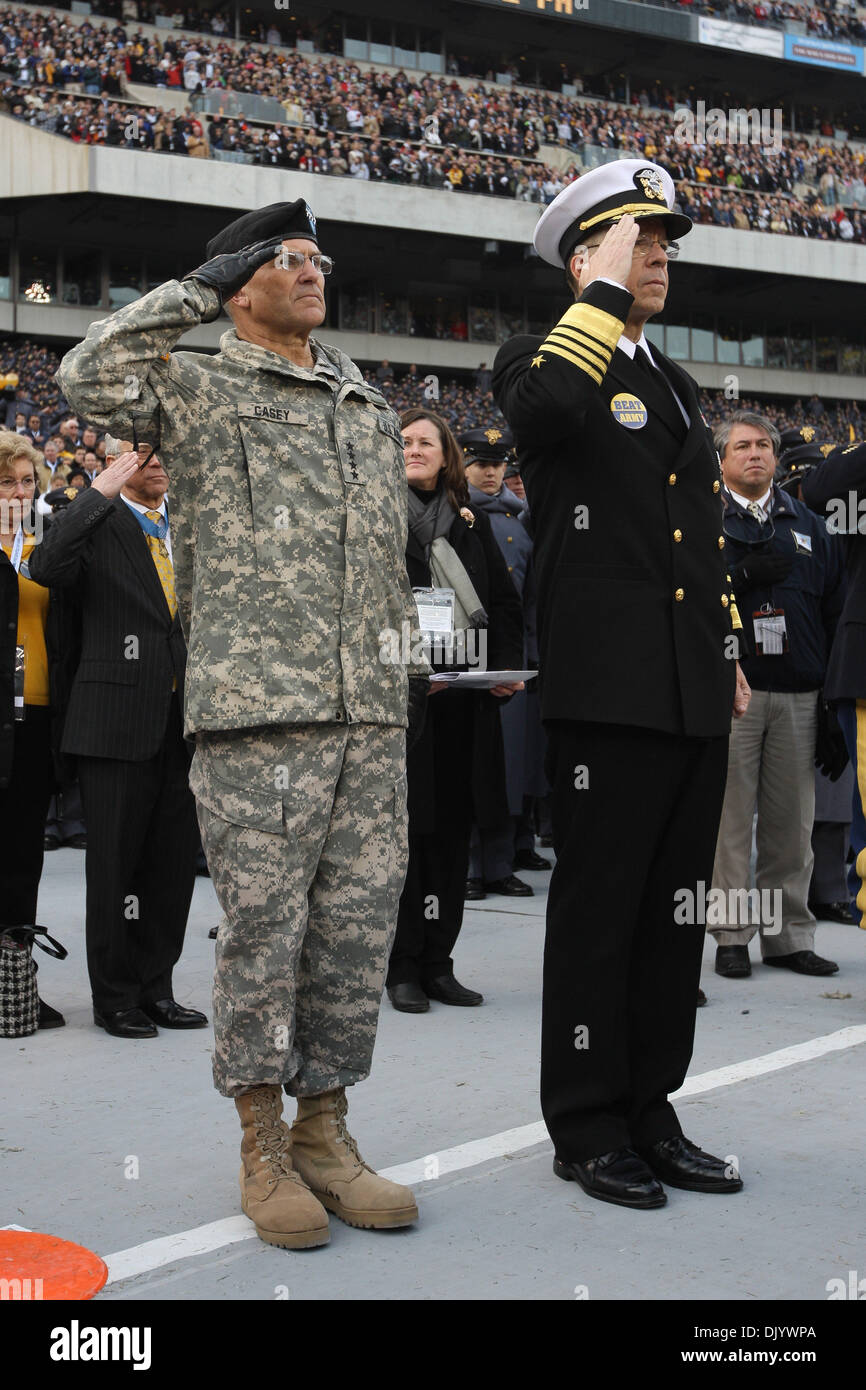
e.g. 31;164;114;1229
635;167;665;201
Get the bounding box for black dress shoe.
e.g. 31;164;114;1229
483;874;534;897
715;944;751;978
387;982;430;1013
94;1006;158;1039
38;997;65;1029
697;987;707;1007
141;998;208;1028
764;950;839;976
512;849;552;872
638;1136;743;1194
465;877;486;901
43;834;61;851
62;833;87;849
423;973;483;1006
554;1148;666;1209
808;900;854;925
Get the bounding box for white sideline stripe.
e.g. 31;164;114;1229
102;1024;866;1286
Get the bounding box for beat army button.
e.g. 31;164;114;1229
713;481;721;493
675;588;685;601
668;473;677;486
610;393;648;429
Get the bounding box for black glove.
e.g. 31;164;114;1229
815;697;850;782
407;676;429;753
185;237;283;305
729;549;795;591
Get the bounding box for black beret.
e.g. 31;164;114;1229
206;198;319;259
459;424;515;464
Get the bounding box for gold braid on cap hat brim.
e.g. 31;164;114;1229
579;202;671;231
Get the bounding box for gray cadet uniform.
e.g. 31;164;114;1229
56;275;422;1097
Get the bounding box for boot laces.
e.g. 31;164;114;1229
250;1094;301;1185
332;1093;372;1172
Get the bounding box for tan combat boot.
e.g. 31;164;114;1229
235;1085;330;1249
290;1088;419;1230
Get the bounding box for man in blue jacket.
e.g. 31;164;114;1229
711;411;844;979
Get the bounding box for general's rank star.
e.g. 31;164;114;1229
531;354;545;369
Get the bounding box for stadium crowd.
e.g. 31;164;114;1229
3;337;863;466
3;4;866;242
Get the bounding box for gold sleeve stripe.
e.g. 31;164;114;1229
559;302;625;351
545;327;609;372
541;343;604;385
730;597;743;631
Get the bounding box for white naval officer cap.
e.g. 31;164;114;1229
533;158;693;269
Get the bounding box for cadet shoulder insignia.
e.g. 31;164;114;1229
610;393;648;430
531;354;545;369
843;443;860;454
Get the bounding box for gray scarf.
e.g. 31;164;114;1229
407;486;488;631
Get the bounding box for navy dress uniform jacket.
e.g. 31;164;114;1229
492;279;739;738
802;442;866;703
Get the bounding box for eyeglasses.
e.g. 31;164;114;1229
275;250;335;275
582;235;679;261
0;476;36;491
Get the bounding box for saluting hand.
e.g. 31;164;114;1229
91;452;141;499
577;213;640;295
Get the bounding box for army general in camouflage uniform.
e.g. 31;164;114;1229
56;199;426;1249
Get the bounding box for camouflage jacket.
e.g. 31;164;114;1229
56;278;426;735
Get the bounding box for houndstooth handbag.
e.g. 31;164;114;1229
0;927;67;1038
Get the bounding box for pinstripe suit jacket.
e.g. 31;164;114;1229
27;488;187;760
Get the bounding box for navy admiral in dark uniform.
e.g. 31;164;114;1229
803;439;866;930
493;160;750;1210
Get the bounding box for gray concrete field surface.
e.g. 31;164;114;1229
2;847;865;1312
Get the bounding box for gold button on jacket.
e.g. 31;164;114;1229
675;588;685;601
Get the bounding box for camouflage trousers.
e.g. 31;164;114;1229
189;722;408;1098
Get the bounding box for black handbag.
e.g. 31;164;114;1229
0;927;67;1038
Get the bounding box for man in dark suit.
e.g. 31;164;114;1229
493;160;750;1211
28;437;206;1038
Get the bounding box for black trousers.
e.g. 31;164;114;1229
0;706;54;927
76;694;199;1012
542;720;729;1162
387;693;474;986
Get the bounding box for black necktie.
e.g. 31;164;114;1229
631;349;687;444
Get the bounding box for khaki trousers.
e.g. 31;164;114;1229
711;689;818;956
